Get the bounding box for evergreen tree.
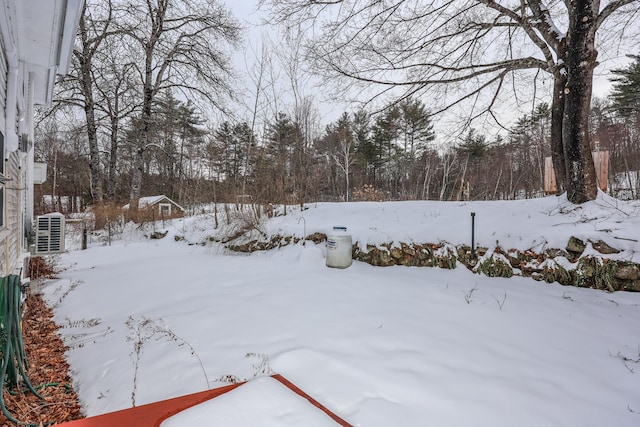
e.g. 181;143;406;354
399;98;435;159
212;121;254;191
610;55;640;119
371;107;402;194
264;113;302;205
121;92;205;201
352;110;378;187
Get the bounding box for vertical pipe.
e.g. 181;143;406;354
82;225;87;250
471;212;476;258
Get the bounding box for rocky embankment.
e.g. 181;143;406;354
226;233;640;292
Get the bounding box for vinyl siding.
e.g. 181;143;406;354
0;151;25;276
0;42;6;129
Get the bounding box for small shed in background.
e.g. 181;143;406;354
123;195;185;219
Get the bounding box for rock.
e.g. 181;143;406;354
475;254;513;278
150;230;168;239
305;232;327;243
505;252;521;269
390;246;403;259
566;236;586;255
401;243;416;257
415;244;431;261
589;239;620;255
376;249;395;266
538;263;571;284
222;235;640;292
613;264;639;281
622;280;640;292
434;246;457;269
573;257;598;288
545;248;569;258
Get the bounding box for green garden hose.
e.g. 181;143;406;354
0;274;52;426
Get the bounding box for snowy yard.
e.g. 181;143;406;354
40;194;640;426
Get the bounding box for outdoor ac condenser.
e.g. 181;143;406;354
34;213;65;255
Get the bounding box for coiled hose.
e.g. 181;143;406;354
0;274;51;426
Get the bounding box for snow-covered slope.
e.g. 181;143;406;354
40;194;640;426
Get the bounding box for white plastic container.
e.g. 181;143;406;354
326;226;353;268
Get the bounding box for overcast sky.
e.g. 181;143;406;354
225;1;626;144
227;1;365;128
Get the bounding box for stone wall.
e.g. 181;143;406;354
225;233;640;292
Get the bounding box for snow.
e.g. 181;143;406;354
38;192;640;426
121;195;183;210
160;377;338;427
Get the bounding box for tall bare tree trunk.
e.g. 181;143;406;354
129;8;159;212
130;107;149;212
562;0;599;204
551;73;568;194
107;113;120;198
78;6;103;203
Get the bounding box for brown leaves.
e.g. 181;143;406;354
28;258;59;281
0;293;83;426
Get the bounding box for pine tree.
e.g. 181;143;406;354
610;55;640;120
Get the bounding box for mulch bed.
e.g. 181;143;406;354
0;291;83;426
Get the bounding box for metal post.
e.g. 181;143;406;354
471;212;476;258
82;225;88;250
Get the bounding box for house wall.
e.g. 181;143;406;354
1;151;26;276
0;23;30;277
0;0;83;276
0;31;8;275
0;48;6;129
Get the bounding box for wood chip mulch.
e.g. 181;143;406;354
0;292;83;426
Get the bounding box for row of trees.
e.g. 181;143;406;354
260;0;640;204
35;0;640;214
36;52;640;213
46;0;241;211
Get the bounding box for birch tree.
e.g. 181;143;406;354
55;0;122;203
327;113;357;201
262;0;640;203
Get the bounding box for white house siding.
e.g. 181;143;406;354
0;29;24;276
4;151;24;275
0;32;6;274
0;152;23;276
0;0;83;276
0;39;6;131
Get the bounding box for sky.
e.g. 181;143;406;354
224;0;635;144
226;2;349;129
38;191;640;426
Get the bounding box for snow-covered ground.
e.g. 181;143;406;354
39;193;640;426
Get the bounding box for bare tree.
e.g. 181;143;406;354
262;0;640;203
326;113;356;201
91;33;140;199
241;38;271;203
54;0;123;203
121;0;241;210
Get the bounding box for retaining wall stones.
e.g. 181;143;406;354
224;233;640;292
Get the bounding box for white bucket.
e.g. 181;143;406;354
326;226;353;268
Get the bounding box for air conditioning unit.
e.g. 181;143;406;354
34;213;65;255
